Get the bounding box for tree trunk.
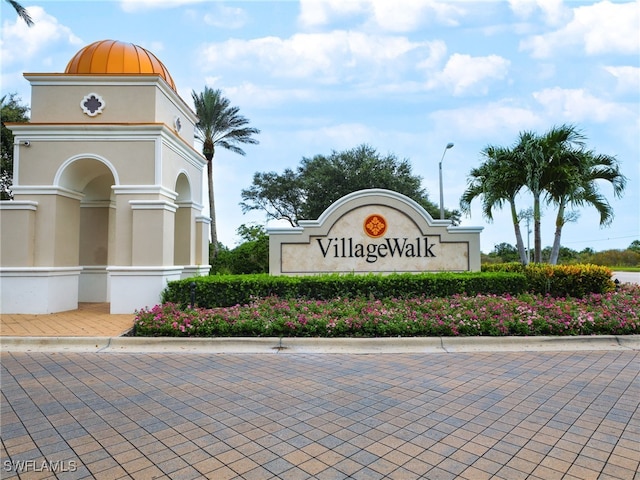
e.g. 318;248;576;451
533;194;542;263
549;198;566;265
509;201;528;264
207;158;218;259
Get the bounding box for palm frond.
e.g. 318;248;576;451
6;0;34;26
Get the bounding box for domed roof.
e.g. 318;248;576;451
65;39;176;91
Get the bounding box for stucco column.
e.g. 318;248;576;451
0;201;37;267
174;200;196;266
10;188;82;267
195;215;211;268
0;188;83;313
130;200;177;266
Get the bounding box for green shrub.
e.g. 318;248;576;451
162;272;528;308
580;249;640;268
482;262;525;273
483;262;614;297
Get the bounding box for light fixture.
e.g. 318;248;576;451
438;142;454;220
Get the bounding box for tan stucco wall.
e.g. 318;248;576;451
131;203;176;265
16;140;156;187
26;75;197;146
79;205;110;265
161;145;202;203
19;193;82;267
30;84;156;123
174;205;195;265
0;204;36;267
155;87;196;143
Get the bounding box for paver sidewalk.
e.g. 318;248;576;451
2;350;639;479
0;303;134;337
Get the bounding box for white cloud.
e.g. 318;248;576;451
367;0;463;31
532;87;629;123
508;0;571;26
521;1;640;58
199;32;442;85
202;5;248;29
415;39;448;70
297;123;377;151
222;82;317;110
119;0;206;13
603;66;640;94
299;0;368;28
427;54;510;96
431;102;543;140
0;6;82;66
298;0;463;32
509;0;538;19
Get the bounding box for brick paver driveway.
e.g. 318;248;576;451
1;350;638;479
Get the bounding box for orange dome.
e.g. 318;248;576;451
65;39;176;91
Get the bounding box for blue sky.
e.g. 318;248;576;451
2;0;638;254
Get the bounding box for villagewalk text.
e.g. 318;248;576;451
317;237;437;263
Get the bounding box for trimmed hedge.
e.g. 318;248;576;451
482;263;615;297
161;272;528;308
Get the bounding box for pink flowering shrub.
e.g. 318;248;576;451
134;284;639;337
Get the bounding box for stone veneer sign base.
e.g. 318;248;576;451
268;189;483;276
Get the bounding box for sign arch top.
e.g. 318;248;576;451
268;189;483;275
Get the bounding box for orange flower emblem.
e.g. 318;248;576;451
364;214;387;238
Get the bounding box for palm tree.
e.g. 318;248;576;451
460;145;529;264
546;148;626;264
191;87;260;258
5;0;34;26
464;124;626;265
516;125;586;263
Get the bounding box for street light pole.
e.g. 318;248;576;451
439;142;454;220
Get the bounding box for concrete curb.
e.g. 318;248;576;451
1;335;638;354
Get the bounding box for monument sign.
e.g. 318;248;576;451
268;189;483;275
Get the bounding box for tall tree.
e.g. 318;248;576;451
1;93;30;200
462;124;626;264
241;144;460;226
518;125;587;263
191;87;260;258
5;0;34;26
546;148;626;264
460;145;528;263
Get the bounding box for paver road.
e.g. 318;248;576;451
1;350;639;479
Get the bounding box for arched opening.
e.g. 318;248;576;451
174;172;193;267
57;157;116;302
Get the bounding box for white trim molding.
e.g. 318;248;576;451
11;185;85;201
129;200;178;213
0;200;38;211
112;184;178;201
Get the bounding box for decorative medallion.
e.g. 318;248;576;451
174;116;182;132
81;93;105;116
364;214;387;238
